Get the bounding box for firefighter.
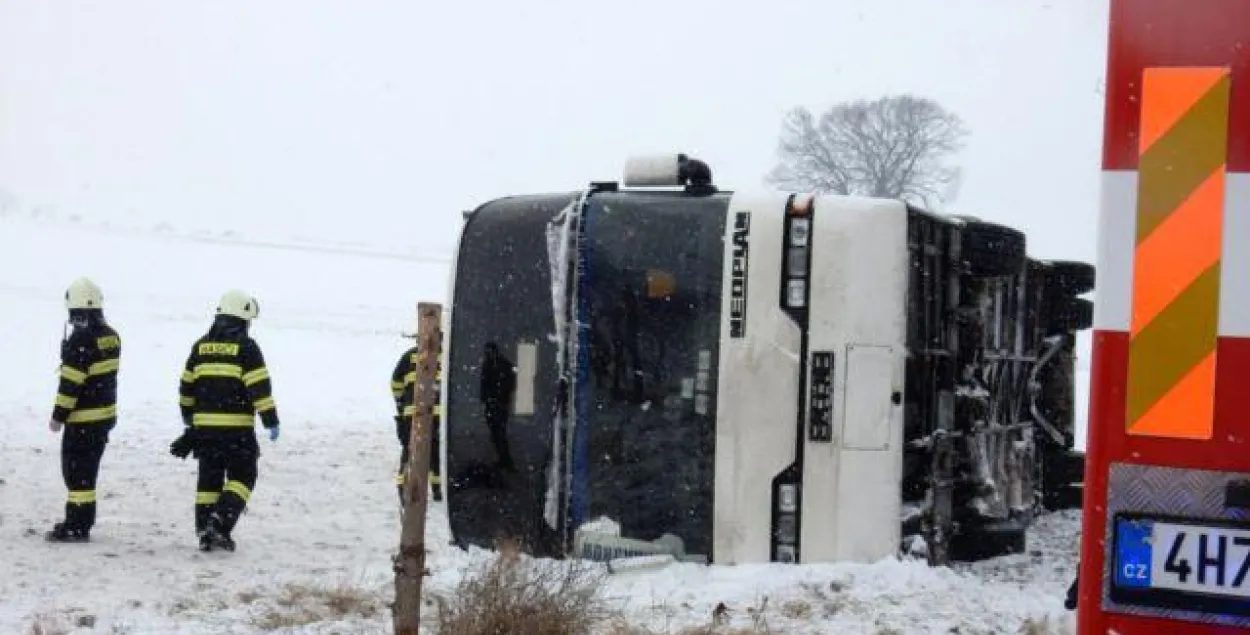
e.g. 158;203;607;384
169;289;279;552
46;277;121;542
390;334;442;502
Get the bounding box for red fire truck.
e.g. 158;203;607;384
1078;0;1250;632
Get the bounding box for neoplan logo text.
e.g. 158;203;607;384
730;211;750;338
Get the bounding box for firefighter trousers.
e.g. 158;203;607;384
396;425;440;492
60;426;109;532
194;440;259;537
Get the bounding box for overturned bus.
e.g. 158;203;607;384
439;154;1092;566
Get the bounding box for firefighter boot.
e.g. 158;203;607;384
199;514;236;552
1064;574;1078;610
45;521;89;543
195;504;213;538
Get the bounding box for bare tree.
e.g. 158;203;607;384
766;94;969;208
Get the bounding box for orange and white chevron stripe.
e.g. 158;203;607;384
1125;67;1231;440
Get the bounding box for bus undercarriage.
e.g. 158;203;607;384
901;209;1091;562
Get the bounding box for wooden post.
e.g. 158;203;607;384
393;302;442;635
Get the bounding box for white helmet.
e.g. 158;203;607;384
216;289;259;320
65;277;104;310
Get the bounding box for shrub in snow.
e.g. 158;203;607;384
433;541;613;635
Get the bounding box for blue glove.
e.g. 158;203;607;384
268;426;279;442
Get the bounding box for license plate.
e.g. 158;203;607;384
1112;513;1250;616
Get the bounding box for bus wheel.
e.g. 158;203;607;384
1042;450;1086;511
1045;297;1094;333
959;220;1027;278
1043;260;1096;296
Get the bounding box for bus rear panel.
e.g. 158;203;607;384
711;193;910;565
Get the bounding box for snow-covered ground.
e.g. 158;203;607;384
0;216;1083;634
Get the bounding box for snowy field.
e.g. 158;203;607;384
0;214;1084;634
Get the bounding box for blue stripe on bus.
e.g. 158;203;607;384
570;201;594;531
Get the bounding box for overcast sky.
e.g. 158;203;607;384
0;0;1109;262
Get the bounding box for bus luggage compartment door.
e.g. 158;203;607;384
842;343;898;451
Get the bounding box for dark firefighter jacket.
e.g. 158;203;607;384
179;316;279;441
390;344;442;446
52;311;121;428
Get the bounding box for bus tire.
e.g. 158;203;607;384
1041;451;1086;511
1044;482;1084;511
1044;260;1096;297
960;220;1027;278
1046;297;1094;333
